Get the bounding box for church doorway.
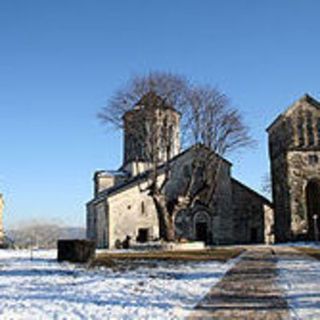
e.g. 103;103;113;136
137;228;149;243
306;179;320;240
194;211;211;244
195;222;208;242
250;228;258;243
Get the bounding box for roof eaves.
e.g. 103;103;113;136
90;145;233;201
231;178;273;207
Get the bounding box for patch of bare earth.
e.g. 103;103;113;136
91;247;244;269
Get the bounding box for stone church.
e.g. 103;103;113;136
86;94;273;248
268;94;320;242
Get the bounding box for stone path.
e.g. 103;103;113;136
188;247;290;320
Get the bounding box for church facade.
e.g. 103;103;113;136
86;94;273;248
268;94;320;242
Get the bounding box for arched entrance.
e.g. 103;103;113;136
306;179;320;240
194;211;211;244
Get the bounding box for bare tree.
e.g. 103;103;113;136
146;86;253;241
98;71;188;129
99;72;253;242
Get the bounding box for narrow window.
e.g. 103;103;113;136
307;112;314;146
297;115;305;146
317;118;320;145
141;201;145;214
308;155;318;165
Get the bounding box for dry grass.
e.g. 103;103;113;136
91;247;244;268
295;246;320;260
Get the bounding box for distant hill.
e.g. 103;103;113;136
58;227;86;240
6;226;86;249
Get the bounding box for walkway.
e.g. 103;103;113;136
189;247;290;319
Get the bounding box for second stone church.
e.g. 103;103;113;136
268;94;320;242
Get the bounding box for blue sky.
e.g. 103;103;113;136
1;0;319;228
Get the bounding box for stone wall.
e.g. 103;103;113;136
165;147;234;245
232;179;272;244
108;181;159;248
287;151;320;238
264;204;275;244
213;164;234;244
270;151;291;242
86;200;108;248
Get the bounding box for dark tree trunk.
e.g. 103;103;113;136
152;194;176;242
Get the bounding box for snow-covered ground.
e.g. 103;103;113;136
277;246;320;319
277;242;320;249
0;249;235;320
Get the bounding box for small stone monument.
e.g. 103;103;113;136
57;239;96;263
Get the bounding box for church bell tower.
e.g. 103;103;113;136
122;92;180;175
268;94;320;242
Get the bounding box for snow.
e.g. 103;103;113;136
0;249;236;320
277;246;320;319
278;241;320;249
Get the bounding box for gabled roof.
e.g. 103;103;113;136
88;146;194;204
231;178;273;207
123;91;180;117
87;144;232;205
136;91;172;109
266;94;320;132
